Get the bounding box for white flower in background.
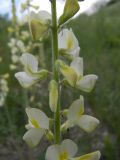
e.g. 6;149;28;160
11;55;20;63
15;53;48;88
66;95;99;133
46;139;101;160
58;28;80;58
23;108;49;147
16;40;26;52
11;47;19;55
21;31;30;40
0;78;9;107
57;57;98;92
30;10;51;40
8;38;26;53
8;38;16;48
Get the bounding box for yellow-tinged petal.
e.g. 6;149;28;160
67;96;84;124
58;28;80;57
74;151;101;160
59;0;80;25
49;80;58;112
56;60;77;87
30;20;49;40
61;139;78;158
26;108;49;129
70;57;83;76
77;115;100;133
45;139;78;160
29;11;51;40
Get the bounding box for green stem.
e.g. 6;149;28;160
51;0;61;144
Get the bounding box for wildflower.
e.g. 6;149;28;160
66;95;99;133
58;28;80;58
57;57;98;92
29;10;51;40
23;108;49;147
46;139;101;160
15;53;48;88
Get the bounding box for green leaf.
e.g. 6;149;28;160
59;0;80;25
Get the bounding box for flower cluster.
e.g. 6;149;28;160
0;74;9;107
15;0;101;159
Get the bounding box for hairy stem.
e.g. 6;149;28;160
51;0;61;144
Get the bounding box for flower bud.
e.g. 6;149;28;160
59;0;80;25
49;80;58;112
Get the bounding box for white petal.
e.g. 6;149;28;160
30;10;51;24
70;57;83;76
26;108;49;129
67;96;84;124
77;115;100;133
61;139;78;158
23;128;45;148
20;53;38;72
70;47;80;57
58;28;79;52
74;151;101;160
45;144;60;160
15;72;38;88
58;29;69;49
76;75;98;92
38;10;51;22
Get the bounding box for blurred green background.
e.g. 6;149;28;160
0;1;120;160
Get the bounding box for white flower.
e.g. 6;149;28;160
46;139;101;160
30;10;51;40
46;139;78;160
58;28;80;57
17;40;26;52
67;96;99;133
11;55;19;63
23;108;49;147
8;38;16;48
57;57;98;92
0;78;9;107
11;47;18;55
15;53;48;88
71;57;98;92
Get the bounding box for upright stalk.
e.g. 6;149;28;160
51;0;61;144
